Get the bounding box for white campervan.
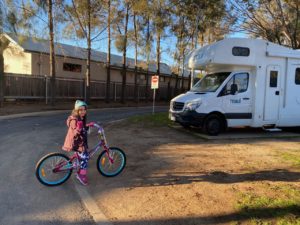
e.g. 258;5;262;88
169;38;300;135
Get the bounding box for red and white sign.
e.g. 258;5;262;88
151;75;159;89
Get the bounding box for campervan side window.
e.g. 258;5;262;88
295;68;300;85
220;73;249;96
270;71;278;87
63;63;82;73
232;47;250;57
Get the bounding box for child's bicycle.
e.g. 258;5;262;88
35;123;126;186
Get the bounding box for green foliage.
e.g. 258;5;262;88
235;185;300;224
128;112;173;127
170;0;229;75
63;0;105;40
229;0;300;49
114;33;126;52
279;152;300;167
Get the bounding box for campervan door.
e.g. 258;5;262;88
263;65;281;123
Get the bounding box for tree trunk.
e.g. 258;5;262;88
175;75;179;96
156;30;160;104
105;0;111;103
85;0;91;104
48;0;56;106
0;51;4;108
145;17;150;102
121;4;129;104
0;6;3;107
293;3;299;49
181;55;185;92
133;13;138;103
188;72;191;90
156;32;160;75
167;80;171;100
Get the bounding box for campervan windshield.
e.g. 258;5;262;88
190;72;231;92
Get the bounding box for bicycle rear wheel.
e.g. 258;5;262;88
35;152;73;186
97;147;126;177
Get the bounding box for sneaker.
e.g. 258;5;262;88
76;169;88;185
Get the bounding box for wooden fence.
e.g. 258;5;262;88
3;73;188;101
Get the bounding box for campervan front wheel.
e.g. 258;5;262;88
203;114;223;136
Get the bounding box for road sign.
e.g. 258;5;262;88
151;75;159;89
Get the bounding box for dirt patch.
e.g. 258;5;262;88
86;120;300;225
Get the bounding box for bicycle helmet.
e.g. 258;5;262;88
74;100;88;110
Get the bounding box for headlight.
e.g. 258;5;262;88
186;100;202;111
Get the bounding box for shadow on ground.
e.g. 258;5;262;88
21;205;300;225
133;169;300;187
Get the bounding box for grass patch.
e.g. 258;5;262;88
235;185;300;225
280;152;300;167
128;112;173;127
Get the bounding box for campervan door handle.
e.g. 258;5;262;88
275;91;280;95
243;97;250;100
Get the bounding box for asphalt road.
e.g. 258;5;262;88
0;106;168;225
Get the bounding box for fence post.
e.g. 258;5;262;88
137;85;140;103
167;81;171;101
82;79;85;99
45;75;48;104
114;82;117;102
0;55;4;107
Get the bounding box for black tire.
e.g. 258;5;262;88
35;152;72;186
97;147;126;177
203;114;223;136
179;123;190;129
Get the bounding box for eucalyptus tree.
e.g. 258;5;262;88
31;0;58;105
151;0;171;76
105;0;111;103
127;1;145;102
0;0;33;107
63;0;105;103
136;0;154;102
170;0;228;90
113;0;131;103
228;0;300;49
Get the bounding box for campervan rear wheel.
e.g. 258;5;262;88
203;114;223;136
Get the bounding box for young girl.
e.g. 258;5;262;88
62;100;94;185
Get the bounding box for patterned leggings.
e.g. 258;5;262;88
78;151;89;169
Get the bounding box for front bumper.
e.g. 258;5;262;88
169;110;207;127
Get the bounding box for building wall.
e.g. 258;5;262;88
30;53;140;83
30;52;176;86
4;46;189;88
31;53;108;81
4;43;32;75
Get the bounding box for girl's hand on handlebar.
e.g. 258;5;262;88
86;122;95;127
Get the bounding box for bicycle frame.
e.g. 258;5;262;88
53;124;114;173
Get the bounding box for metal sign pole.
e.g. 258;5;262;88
151;75;159;115
152;88;156;115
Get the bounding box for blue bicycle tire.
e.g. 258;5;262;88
35;152;72;186
96;147;126;177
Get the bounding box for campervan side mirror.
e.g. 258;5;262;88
230;83;238;95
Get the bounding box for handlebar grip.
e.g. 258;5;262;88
93;123;101;129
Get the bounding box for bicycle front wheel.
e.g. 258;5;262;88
35;152;73;186
97;147;126;177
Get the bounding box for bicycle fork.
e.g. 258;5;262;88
104;145;114;164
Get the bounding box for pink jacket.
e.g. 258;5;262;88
62;116;83;152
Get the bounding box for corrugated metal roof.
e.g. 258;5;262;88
4;33;180;76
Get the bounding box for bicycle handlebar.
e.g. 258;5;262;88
91;123;104;133
93;123;101;129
